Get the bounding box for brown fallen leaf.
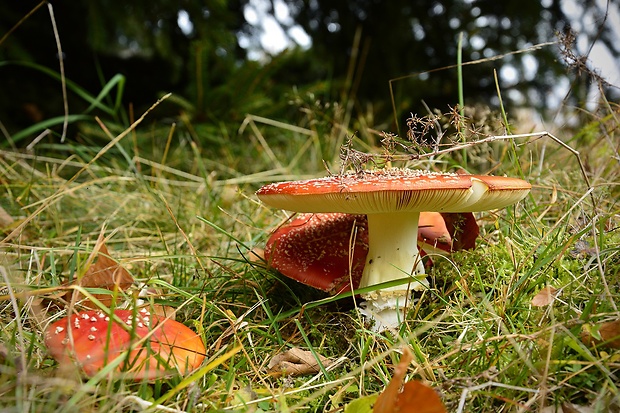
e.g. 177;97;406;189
531;286;559;307
67;242;134;309
581;319;620;349
267;347;332;377
540;403;596;413
374;348;446;413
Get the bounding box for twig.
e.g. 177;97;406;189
0;1;46;47
47;3;69;143
340;130;595;209
456;381;539;413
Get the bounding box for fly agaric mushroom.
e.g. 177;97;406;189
257;168;531;331
44;309;205;380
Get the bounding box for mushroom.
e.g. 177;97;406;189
418;211;479;255
265;213;369;294
44;309;206;380
257;168;531;331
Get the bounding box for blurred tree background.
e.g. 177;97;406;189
0;0;618;145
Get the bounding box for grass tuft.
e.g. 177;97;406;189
1;55;620;413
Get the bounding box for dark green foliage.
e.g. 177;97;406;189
2;0;619;144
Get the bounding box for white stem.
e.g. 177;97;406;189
358;211;428;331
360;211;426;291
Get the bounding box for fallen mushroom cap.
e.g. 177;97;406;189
45;309;206;380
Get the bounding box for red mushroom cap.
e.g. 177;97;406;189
418;212;453;252
265;213;368;294
418;212;479;253
44;309;206;380
257;169;531;215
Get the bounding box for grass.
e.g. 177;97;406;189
1;68;620;413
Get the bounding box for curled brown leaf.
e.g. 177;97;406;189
581;319;620;349
66;242;134;308
373;348;446;413
267;347;332;377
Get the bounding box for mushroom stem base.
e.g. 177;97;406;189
359;278;429;332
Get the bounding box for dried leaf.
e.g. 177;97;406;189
67;242;134;308
540;404;595;413
374;348;446;413
569;240;598;259
392;381;447;413
531;286;559;307
560;403;594;413
373;349;412;413
581;320;620;349
267;347;332;377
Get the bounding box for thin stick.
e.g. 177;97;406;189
0;1;46;46
346;131;593;193
47;3;69;143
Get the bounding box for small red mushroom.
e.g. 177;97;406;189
418;212;479;254
44;309;205;380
